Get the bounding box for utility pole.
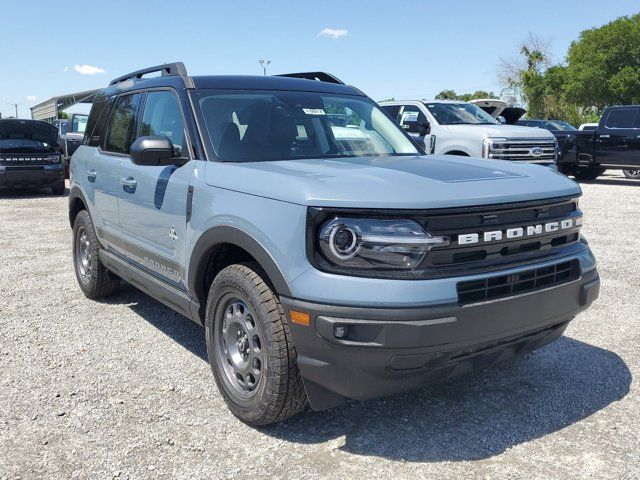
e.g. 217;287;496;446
6;102;22;118
259;59;271;76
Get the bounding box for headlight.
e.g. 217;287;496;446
317;217;447;272
482;137;508;158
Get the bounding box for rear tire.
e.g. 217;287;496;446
573;167;605;182
623;169;640;179
72;210;120;299
205;263;307;426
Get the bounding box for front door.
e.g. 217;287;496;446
87;93;144;248
117;90;194;289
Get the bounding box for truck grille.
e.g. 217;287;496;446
457;259;580;305
415;196;584;277
488;138;557;162
0;154;59;166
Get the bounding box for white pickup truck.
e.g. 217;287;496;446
379;99;557;165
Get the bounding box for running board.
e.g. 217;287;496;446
99;249;202;325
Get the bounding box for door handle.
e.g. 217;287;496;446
86;169;97;182
599;134;610;138
120;176;137;193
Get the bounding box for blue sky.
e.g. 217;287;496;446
0;0;638;119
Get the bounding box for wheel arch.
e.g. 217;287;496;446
68;185;89;228
444;150;470;156
188;226;293;311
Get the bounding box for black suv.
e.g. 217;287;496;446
0;119;65;194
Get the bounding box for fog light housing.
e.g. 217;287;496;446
334;325;348;339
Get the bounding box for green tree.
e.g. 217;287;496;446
434;89;496;101
565;14;640;109
58;112;69;119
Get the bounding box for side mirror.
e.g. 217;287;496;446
130;136;186;167
497;115;507;125
404;120;430;136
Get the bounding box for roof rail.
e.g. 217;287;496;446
276;72;344;84
109;62;188;86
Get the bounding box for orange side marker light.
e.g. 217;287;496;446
290;310;310;326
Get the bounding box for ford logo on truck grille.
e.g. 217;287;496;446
530;147;544;157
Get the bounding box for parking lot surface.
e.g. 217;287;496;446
0;172;638;479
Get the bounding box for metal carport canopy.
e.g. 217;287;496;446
30;89;100;122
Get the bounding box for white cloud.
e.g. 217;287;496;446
73;64;107;75
63;66;69;72
26;95;37;102
318;28;348;39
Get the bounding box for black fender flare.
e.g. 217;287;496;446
68;185;90;228
187;226;293;303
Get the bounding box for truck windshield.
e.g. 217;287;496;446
194;90;419;162
425;102;499;125
70;115;88;134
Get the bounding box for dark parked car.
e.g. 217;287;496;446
517;119;578;167
558;105;640;180
0;119;65;194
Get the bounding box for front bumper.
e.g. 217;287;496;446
282;267;599;410
0;164;64;189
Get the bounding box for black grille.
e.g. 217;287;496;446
457;259;580;305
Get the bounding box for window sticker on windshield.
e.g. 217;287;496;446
303;108;326;115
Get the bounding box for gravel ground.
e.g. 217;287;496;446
0;172;638;480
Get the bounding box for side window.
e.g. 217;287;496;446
85;96;109;146
139;91;187;157
104;93;143;154
399;105;427;129
380;105;401;122
605;108;637;129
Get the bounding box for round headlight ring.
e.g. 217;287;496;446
328;224;360;260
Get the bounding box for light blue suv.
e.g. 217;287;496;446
69;63;600;426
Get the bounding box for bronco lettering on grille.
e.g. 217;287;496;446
457;216;582;245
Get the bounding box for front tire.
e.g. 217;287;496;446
623;169;640;179
573;167;605;182
205;263;307;426
72;210;120;299
52;181;65;195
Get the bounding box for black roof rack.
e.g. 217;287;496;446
275;72;344;85
109;62;188;86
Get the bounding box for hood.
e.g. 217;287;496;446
444;124;555;139
0;120;58;147
205;155;580;209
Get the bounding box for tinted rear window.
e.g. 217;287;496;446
605;108;638;129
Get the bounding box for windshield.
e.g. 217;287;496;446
550;120;577;131
70;115;88;134
425;102;499;125
194;90;419;162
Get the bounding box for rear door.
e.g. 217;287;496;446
117;89;194;289
597;107;639;166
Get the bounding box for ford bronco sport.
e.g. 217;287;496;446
69;63;600;426
0;119;65;194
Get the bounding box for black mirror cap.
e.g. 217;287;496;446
130;136;178;166
419;121;431;136
403;120;420;134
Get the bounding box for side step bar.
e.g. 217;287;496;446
99;249;202;325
